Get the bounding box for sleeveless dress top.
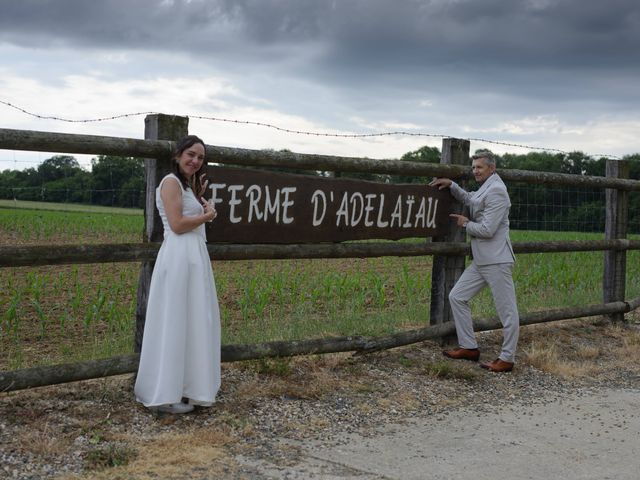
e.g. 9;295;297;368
135;174;221;407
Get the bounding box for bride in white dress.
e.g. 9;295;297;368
135;135;221;414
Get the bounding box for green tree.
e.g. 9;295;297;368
391;145;441;184
624;154;640;231
90;155;144;207
0;170;17;200
500;151;609;232
38;155;82;182
501;151;564;172
0;167;41;200
41;171;92;204
561;151;591;175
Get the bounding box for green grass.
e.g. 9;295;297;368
0;199;142;215
1;204;639;370
0;206;142;244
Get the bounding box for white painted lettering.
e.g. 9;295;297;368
390;196;403;227
311;190;327;226
403;195;415;227
281;187;296;225
427;198;438;228
376;194;389;227
246;185;263;222
228;185;244;223
414;197;426;228
350;192;364;226
209;183;226;208
336;192;349;227
364;193;376;227
264;186;280;224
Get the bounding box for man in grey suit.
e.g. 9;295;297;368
430;152;519;372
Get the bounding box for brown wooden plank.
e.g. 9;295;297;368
2;128;640;190
603;159;630;322
430;138;469;331
3;239;640;268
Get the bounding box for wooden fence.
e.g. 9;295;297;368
1;114;639;392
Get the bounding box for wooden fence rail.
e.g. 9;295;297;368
1;298;637;393
2;239;640;268
2;127;640;190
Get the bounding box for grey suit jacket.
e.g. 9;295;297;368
449;173;515;265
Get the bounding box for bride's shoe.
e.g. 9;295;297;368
152;403;194;414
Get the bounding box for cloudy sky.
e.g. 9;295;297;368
1;0;639;170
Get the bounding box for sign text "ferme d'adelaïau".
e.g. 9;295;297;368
205;166;452;243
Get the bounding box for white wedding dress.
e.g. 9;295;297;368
135;174;221;407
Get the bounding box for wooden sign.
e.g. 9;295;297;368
204;166;452;243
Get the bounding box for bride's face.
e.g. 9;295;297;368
176;143;205;179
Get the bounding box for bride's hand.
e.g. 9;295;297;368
199;174;209;197
201;197;217;222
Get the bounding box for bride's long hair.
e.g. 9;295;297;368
172;135;208;197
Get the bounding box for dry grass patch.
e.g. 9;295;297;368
423;360;481;380
621;333;640;361
574;345;601;360
15;422;74;457
83;443;138;471
393;391;422;411
64;427;237;480
601;322;640;365
520;318;640;379
302;415;331;430
518;320;594;376
523;340;600;378
349;379;382;395
355;401;376;416
234;354;352;402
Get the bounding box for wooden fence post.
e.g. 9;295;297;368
429;138;469;340
603;159;629;322
134;114;189;352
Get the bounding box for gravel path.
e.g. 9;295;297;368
245;387;640;480
1;319;639;479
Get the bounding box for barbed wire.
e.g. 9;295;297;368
1;187;142;196
0;100;156;124
0;158;92;166
0;98;623;160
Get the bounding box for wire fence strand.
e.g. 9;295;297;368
0;99;623;160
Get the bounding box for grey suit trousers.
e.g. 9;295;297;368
448;262;519;363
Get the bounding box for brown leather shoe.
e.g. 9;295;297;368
442;348;480;362
480;358;514;372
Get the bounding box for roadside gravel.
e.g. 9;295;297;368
1;319;639;479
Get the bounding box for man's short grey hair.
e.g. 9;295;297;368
471;152;495;166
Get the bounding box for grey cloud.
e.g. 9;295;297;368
2;0;639;122
2;0;639;66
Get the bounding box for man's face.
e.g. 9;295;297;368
471;157;495;183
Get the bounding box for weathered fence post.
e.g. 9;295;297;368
429;138;469;341
603;159;629;322
134;114;189;352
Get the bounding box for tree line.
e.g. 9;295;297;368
0;155;144;208
1;147;639;232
